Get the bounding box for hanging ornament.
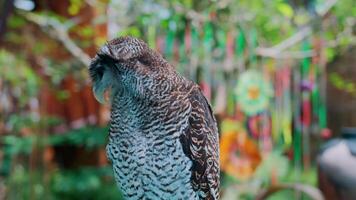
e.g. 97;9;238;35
165;23;175;59
220;118;261;180
246;112;272;139
235;70;273;116
301;97;312;127
235;29;245;58
273;66;292;146
235;28;246;72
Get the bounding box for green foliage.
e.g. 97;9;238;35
254;151;290;185
5;165;123;200
6;114;37;133
0;50;39;106
5;165;45;200
329;72;356;96
2;135;35;155
111;0;353;63
1;126;108;155
7;15;27;29
43;60;73;86
0;126;108;177
77;25;95;38
1;125;116;199
277;2;294;18
118;26;142;38
68;0;85;15
48;126;109;148
51;167;123;200
0;135;35;176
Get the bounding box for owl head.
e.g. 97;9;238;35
89;36;171;104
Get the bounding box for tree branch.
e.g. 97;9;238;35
255;183;325;200
256;49;316;59
19;11;91;67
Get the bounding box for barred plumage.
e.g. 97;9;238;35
89;36;220;199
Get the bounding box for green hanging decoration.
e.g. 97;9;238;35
235;29;245;58
203;22;214;53
319;102;327;128
292;64;302;176
311;58;327;129
319;89;327;129
301;41;311;77
165;21;176;59
293;124;302;169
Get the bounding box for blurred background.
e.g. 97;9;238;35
0;0;355;199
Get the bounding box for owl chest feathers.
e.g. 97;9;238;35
106;96;198;199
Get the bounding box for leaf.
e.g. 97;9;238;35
8;15;27;28
325;47;335;61
277;3;294;18
79;26;95;38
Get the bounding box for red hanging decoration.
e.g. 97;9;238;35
301;99;312;127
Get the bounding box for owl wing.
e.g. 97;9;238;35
179;87;220;200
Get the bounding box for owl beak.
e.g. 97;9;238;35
92;68;113;104
93;84;110;104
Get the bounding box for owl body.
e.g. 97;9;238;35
89;37;220;200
